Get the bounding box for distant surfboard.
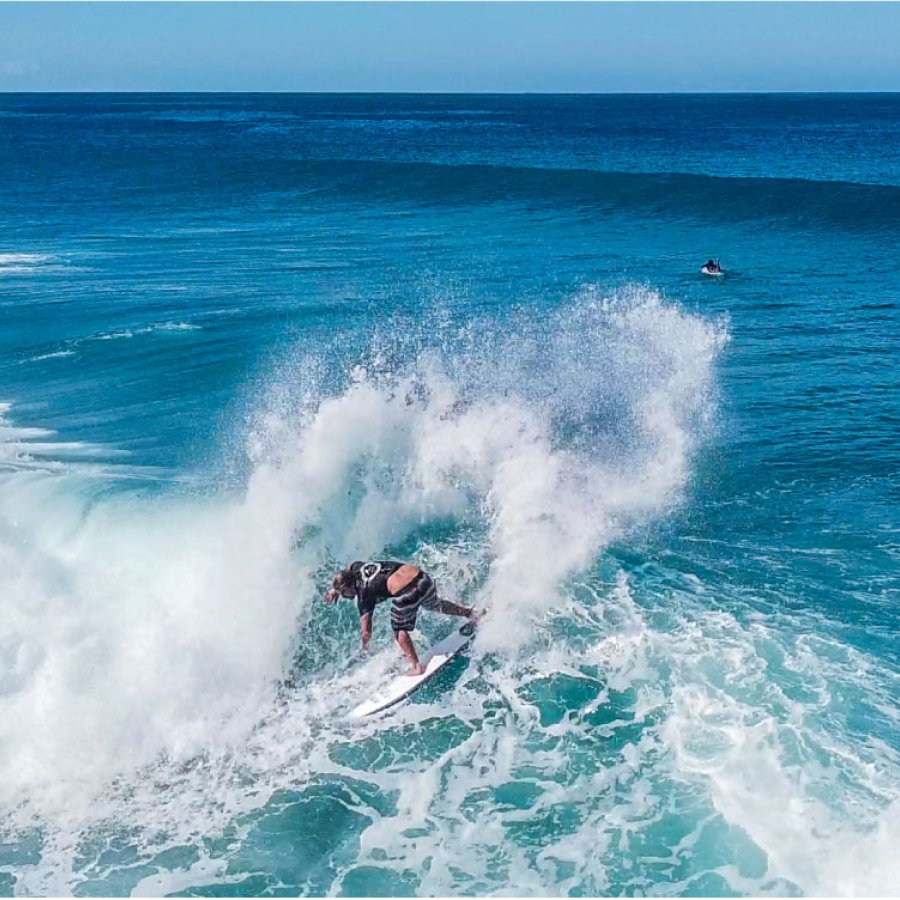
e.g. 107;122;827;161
349;619;478;719
700;264;724;277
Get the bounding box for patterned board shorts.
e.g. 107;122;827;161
390;573;441;633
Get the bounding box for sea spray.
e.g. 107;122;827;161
248;285;728;653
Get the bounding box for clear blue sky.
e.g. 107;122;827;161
2;2;899;93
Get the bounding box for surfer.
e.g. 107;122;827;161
702;258;722;274
325;561;481;675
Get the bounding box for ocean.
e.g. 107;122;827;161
0;93;897;897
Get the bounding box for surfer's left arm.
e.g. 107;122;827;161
359;612;373;651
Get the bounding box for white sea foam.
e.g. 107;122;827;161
0;402;127;471
15;323;199;365
93;322;201;341
22;349;77;363
0;252;54;275
0;252;51;266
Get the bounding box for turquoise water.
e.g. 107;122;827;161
0;94;898;896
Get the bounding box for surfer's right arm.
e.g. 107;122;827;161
360;611;373;651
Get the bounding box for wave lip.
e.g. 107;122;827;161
284;158;900;234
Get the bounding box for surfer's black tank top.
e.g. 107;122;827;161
348;560;407;617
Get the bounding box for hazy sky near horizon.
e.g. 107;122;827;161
2;2;899;93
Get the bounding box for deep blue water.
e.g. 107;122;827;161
0;94;897;897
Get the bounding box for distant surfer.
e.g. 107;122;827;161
325;561;481;675
701;258;723;276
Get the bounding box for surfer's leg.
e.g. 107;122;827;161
429;591;484;622
391;581;425;674
394;629;424;676
434;598;477;618
414;575;473;619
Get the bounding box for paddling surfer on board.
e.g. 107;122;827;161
324;561;481;675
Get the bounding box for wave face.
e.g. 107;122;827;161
245;158;900;237
1;94;898;897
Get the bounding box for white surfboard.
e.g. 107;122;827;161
349;619;478;719
700;265;724;277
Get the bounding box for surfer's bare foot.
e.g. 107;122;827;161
395;630;423;675
470;608;486;623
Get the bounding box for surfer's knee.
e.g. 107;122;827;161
392;624;414;642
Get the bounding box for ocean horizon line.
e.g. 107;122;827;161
3;88;900;96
